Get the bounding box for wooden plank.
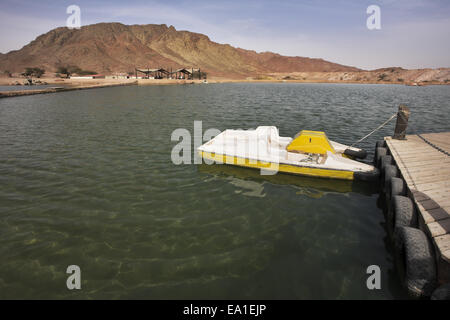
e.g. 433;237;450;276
389;147;437;155
419;142;450;151
396;159;449;167
404;167;450;176
404;170;450;181
392;151;448;159
398;166;450;176
397;166;450;176
434;234;450;252
442;249;450;263
424;133;450;140
422;133;450;141
419;206;450;224
396;144;449;152
388;140;432;147
415;134;450;151
406;174;450;185
395;160;449;171
397;163;449;171
395;150;449;158
391;134;450;148
422;132;450;139
403;179;450;195
434;234;450;262
386;146;422;154
415;189;450;200
427;218;450;237
412;180;450;191
424;139;450;148
389;142;434;149
394;140;425;146
421;190;450;201
403;170;448;182
421;199;441;211
411;190;430;201
425;139;450;148
422;132;450;137
435;199;450;207
394;153;449;161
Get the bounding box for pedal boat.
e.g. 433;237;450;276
197;126;379;181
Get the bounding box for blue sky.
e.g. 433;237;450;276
0;0;449;69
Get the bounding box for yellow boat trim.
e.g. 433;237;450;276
287;130;336;155
199;151;354;180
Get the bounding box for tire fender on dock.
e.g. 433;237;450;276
386;177;407;209
380;155;393;171
382;164;398;192
393;196;417;231
394;227;437;298
374;147;387;167
389;177;407;199
431;283;450;300
387;195;416;239
376;140;386;149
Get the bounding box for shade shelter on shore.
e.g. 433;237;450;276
135;68;170;79
135;67;205;80
171;68;198;80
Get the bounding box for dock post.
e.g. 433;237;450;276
393;105;410;140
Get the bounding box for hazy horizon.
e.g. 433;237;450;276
1;0;449;70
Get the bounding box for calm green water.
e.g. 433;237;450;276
0;83;449;299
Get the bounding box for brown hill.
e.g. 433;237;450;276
0;22;360;78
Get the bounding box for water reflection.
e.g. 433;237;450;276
198;163;378;198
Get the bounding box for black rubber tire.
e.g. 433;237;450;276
393;196;417;231
380;155;393;171
374;147;387;167
387;198;395;239
394;227;437;298
376;140;386;149
386;177;406;209
387;195;414;239
344;148;367;159
354;168;380;182
431;283;450;300
382;164;398;192
390;177;406;199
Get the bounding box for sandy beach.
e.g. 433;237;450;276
1;73;449;99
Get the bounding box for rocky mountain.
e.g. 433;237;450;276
0;22;360;78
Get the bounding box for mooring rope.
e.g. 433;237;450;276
350;112;397;147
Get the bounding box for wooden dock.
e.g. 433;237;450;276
385;132;450;281
0;81;137;99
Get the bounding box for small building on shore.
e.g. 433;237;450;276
70;74;105;80
105;73;131;80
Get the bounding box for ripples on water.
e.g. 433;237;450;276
0;83;449;299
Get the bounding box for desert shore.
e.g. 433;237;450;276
0;75;448;99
